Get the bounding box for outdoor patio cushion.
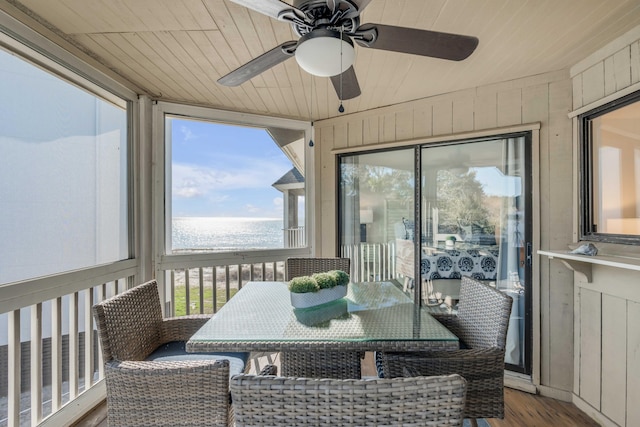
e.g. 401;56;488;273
146;341;248;377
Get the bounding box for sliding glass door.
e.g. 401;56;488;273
338;133;532;374
420;136;530;372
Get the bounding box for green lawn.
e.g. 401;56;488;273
173;285;239;316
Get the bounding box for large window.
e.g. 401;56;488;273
581;92;640;243
0;48;129;285
166;116;306;253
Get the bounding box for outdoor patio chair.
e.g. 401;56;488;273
230;367;467;427
375;276;513;426
285;256;351;281
284;257;361;379
93;279;250;427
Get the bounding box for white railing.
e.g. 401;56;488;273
162;260;287;316
341;242;397;283
0;260;138;427
285;226;305;248
0;243;398;426
160;243;401;313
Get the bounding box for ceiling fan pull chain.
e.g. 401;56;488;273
309;75;314;147
339;25;345;113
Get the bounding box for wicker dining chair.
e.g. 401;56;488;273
376;276;513;426
284;257;360;379
93;279;250;427
230;369;467;427
285;257;351;281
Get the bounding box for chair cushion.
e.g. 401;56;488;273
146;341;249;377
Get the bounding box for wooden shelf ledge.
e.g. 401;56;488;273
538;250;640;283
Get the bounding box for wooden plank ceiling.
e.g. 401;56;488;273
8;0;640;121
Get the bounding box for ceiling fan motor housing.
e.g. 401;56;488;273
290;0;360;37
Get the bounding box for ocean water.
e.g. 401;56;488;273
172;217;284;252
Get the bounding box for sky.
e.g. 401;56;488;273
170;118;295;218
472;166;522;197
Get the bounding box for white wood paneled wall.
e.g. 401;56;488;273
573;268;640;427
314;68;575;393
569;25;640;427
571;25;640;112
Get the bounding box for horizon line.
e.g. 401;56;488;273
173;216;281;221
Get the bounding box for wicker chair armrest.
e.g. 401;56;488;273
430;312;456;325
383;348;505;381
258;364;278;376
384;348;504;363
108;358;226;372
402;366;420;377
161;314;211;342
431;313;465;337
422;347;504;358
105;359;232;426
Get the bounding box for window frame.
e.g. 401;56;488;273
153;101;314;259
335;130;534;374
0;10;139;313
579;89;640;245
0;27;136;285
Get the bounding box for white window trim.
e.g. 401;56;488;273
151;101;314;271
0;8;142;307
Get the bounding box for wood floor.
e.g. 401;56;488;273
74;353;600;427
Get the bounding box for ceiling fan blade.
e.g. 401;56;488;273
218;41;297;86
342;0;373;19
327;0;337;14
350;0;373;12
356;23;478;61
330;66;361;100
228;0;300;19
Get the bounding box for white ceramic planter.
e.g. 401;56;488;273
290;285;348;309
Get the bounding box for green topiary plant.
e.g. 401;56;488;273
288;276;320;293
328;270;350;287
312;272;337;289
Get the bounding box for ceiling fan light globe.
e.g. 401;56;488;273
295;30;355;77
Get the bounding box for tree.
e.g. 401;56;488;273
436;169;493;233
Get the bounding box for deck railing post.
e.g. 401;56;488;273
69;292;79;400
84;290;94;391
52;297;63;411
31;303;43;425
8;309;21;427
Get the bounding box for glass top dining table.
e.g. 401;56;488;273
187;281;458;354
187;282;458;352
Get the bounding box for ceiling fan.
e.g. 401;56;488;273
218;0;479;101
